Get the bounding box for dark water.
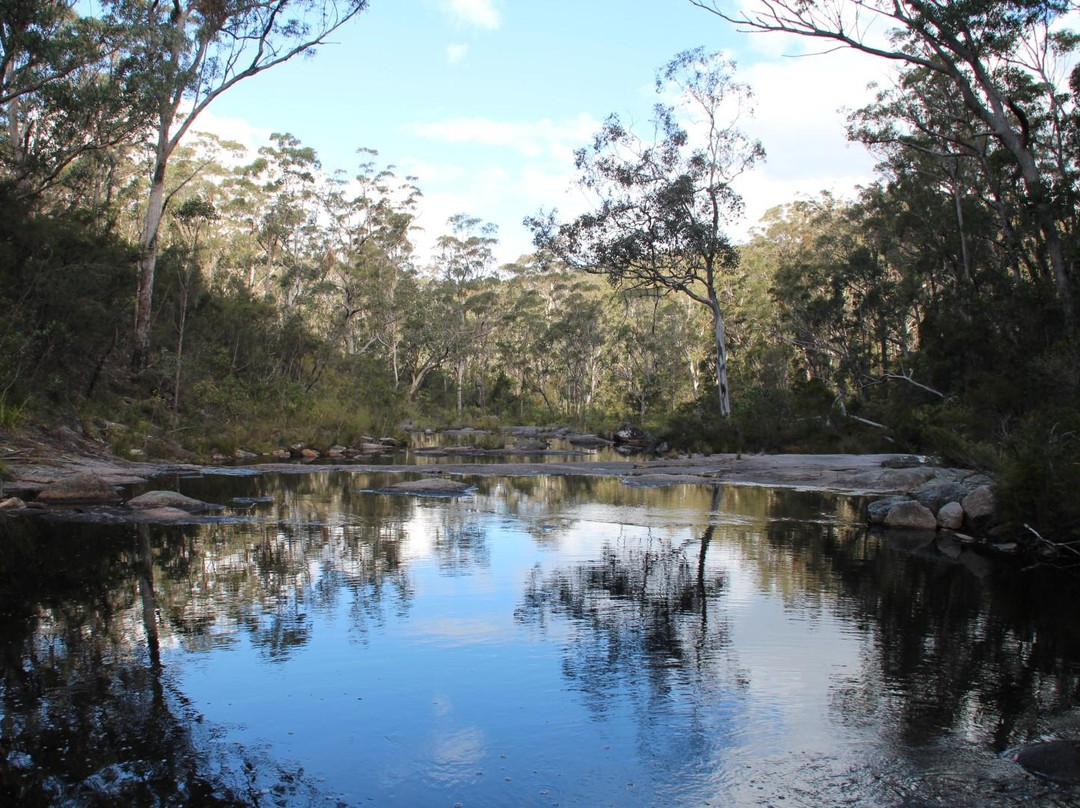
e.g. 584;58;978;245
2;471;1080;807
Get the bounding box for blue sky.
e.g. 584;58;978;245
197;0;885;265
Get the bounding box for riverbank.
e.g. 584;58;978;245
0;427;958;498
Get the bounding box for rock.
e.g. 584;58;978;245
909;479;968;513
937;501;964;530
0;497;26;511
872;466;938;491
1012;740;1080;783
383;478;472;496
301;448;320;459
127;491;217;511
513;438;549;451
868;495;910;524
360;442;394;453
961;485;996;521
36;473;120;504
272;448;291;459
936;532;963;559
566;434;612;447
234;448;257;459
884;500;937;530
960;548;995;579
131;506;200;523
614;422;652;446
880;455;930;469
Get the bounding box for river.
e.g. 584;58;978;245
1;468;1078;806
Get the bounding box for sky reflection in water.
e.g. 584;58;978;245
3;472;1080;806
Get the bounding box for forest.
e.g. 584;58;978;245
0;1;1078;545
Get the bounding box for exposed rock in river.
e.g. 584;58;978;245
382;478;473;496
127;491;220;511
35;473;120;504
884;500;938;530
1012;740;1080;783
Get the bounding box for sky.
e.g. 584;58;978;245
195;0;889;267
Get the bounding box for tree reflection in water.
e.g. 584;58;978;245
0;489;418;805
3;473;1080;806
0;520;270;805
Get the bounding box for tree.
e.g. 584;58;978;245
435;213;499;415
688;0;1079;321
0;1;151;198
126;0;369;372
528;49;763;416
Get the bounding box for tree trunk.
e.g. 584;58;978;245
132;117;173;371
712;300;731;417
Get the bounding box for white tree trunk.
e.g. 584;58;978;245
712;301;731;417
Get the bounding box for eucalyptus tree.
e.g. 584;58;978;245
528;49;763;417
689;0;1079;320
435;213;499;414
0;1;152;198
124;0;370;372
245;132;322;306
320;150;420;362
166;195;216;423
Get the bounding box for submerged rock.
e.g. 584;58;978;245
130;506;202;523
513;438;549;451
1012;740;1080;783
382;478;472;496
35;473;120;504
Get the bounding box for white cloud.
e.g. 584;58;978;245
406;114;599;160
185;108;272;158
724;47;888;236
446;43;469;64
439;0;501;29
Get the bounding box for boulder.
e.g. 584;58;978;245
300;448;320;459
131;506;200;523
884;500;937;530
272;448;291;459
614;422;652;446
383;478;472;496
880;455;930;469
867;495;909;524
1012;740;1080;783
234;448;257;459
0;497;26;511
936;501;964;530
127;491;216;511
962;485;996;521
514;438;549;451
36;473;120;504
909;479;968;513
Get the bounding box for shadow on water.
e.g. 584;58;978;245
1;473;1080;805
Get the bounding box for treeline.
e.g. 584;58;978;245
1;2;1079;543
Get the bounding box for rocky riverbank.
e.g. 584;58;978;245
0;426;1000;529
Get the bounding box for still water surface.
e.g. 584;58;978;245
2;471;1079;806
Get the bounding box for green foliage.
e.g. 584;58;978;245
996;410;1080;545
